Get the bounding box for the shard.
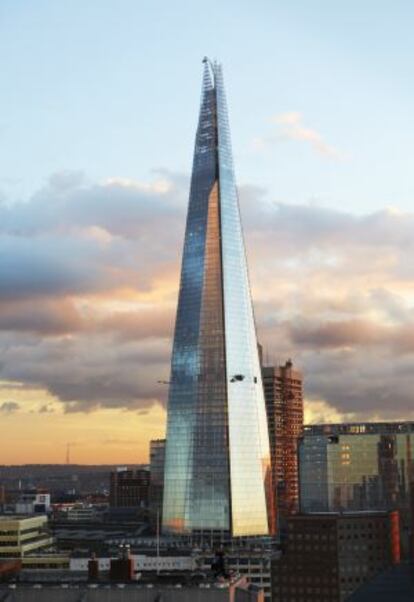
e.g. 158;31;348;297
162;59;273;537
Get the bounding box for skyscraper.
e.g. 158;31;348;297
162;59;272;538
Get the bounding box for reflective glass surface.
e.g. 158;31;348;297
299;430;414;514
162;61;271;536
216;64;272;536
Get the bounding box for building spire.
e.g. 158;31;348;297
202;56;214;90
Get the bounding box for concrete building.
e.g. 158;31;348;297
109;468;150;509
262;360;304;524
271;511;400;602
102;535;273;600
0;516;54;559
15;490;51;515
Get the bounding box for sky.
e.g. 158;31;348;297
1;0;414;464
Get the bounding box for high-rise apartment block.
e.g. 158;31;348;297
162;59;272;538
272;511;400;602
109;468;149;509
262;360;304;522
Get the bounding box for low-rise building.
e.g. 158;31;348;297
0;516;54;559
15;490;51;515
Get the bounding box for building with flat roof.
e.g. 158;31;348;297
15;490;51;515
0;516;54;559
109;469;150;509
271;511;400;602
299;422;414;556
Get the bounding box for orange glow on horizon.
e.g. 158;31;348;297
0;381;166;465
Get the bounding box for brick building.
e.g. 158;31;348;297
271;511;400;602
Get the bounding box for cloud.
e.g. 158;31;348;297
0;401;20;413
304;399;355;424
253;111;343;159
1;171;414;421
38;404;54;413
0;171;186;302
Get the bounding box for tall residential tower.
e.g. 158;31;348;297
262;359;304;523
162;59;272;538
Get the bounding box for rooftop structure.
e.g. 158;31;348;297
303;422;414;435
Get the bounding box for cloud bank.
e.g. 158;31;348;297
1;171;414;420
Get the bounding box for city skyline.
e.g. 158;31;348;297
2;1;414;464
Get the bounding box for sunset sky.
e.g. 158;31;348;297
1;1;414;464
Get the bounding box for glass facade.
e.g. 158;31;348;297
162;59;272;537
299;423;414;513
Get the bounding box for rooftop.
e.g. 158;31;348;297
0;575;261;601
303;422;414;436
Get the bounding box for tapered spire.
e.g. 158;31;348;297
162;60;273;538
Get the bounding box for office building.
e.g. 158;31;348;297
298;422;414;555
0;516;54;559
162;59;272;537
262;360;303;523
272;511;400;602
109;468;149;509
